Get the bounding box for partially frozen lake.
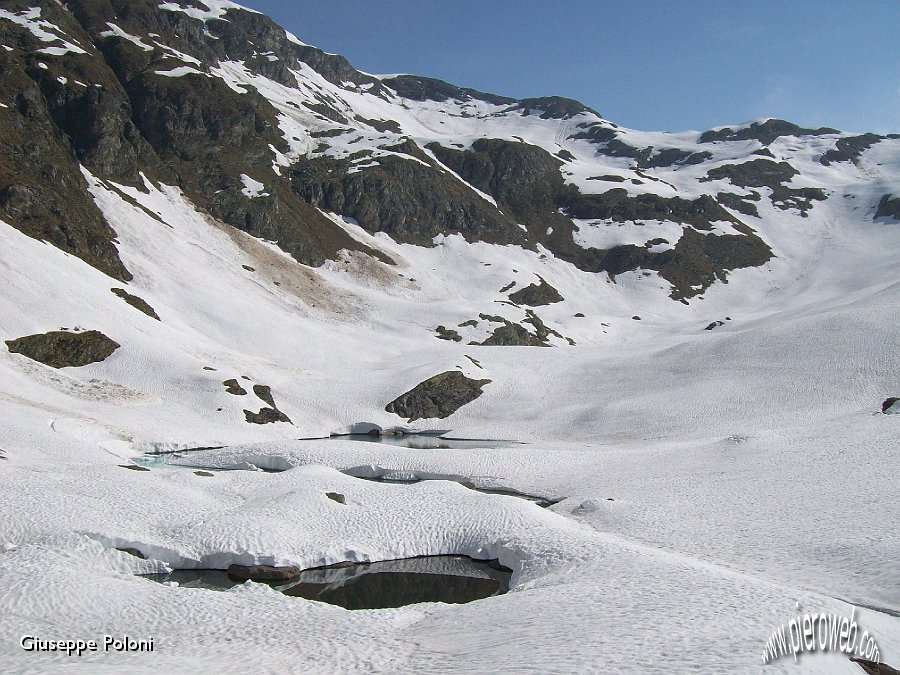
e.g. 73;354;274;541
149;555;512;609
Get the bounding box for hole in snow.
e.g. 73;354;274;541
342;466;562;508
148;555;512;609
324;432;516;450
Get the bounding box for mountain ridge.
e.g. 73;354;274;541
1;0;896;298
0;0;896;437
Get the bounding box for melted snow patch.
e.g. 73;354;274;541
0;7;87;55
100;22;154;52
36;45;80;56
283;30;308;47
707;220;743;236
153;41;203;66
268;144;289;175
240;175;269;198
155;65;208;78
209;60;251;93
572;218;684;250
159;1;259;23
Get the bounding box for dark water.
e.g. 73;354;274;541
326;433;515;450
349;474;562;508
135;435;515;471
149;555;511;609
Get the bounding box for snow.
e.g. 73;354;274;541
152;42;203;66
283;29;308;47
100;23;155;52
154;66;208;78
239;174;268;198
0;7;88;55
572;217;684;250
0;7;898;672
159;1;260;23
209;60;251;93
35;45;78;56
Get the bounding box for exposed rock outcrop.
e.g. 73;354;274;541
698;119;838;145
111;287;160;320
508;276;563;306
819;133;882;166
223;379;248;396
701;159;826;215
244;384;292;424
875;195;900;221
385;371;491;421
435;326;462;342
6;330;120;368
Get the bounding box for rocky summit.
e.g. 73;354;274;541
0;2;897;674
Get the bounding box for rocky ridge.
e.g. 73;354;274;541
0;0;897;356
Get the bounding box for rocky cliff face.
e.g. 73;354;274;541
0;0;895;304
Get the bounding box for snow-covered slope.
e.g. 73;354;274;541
0;1;898;672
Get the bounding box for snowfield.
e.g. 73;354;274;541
1;158;897;671
0;2;898;673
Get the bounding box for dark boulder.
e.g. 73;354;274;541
479;314;548;346
435;326;462;342
6;330;120;368
508;276;563;306
875;195;900;220
252;384;277;408
223;379;248;396
244;407;292;425
244;385;292;424
882;397;899;414
111;288;160;320
386;371;491;422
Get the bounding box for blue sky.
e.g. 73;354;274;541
237;1;899;133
